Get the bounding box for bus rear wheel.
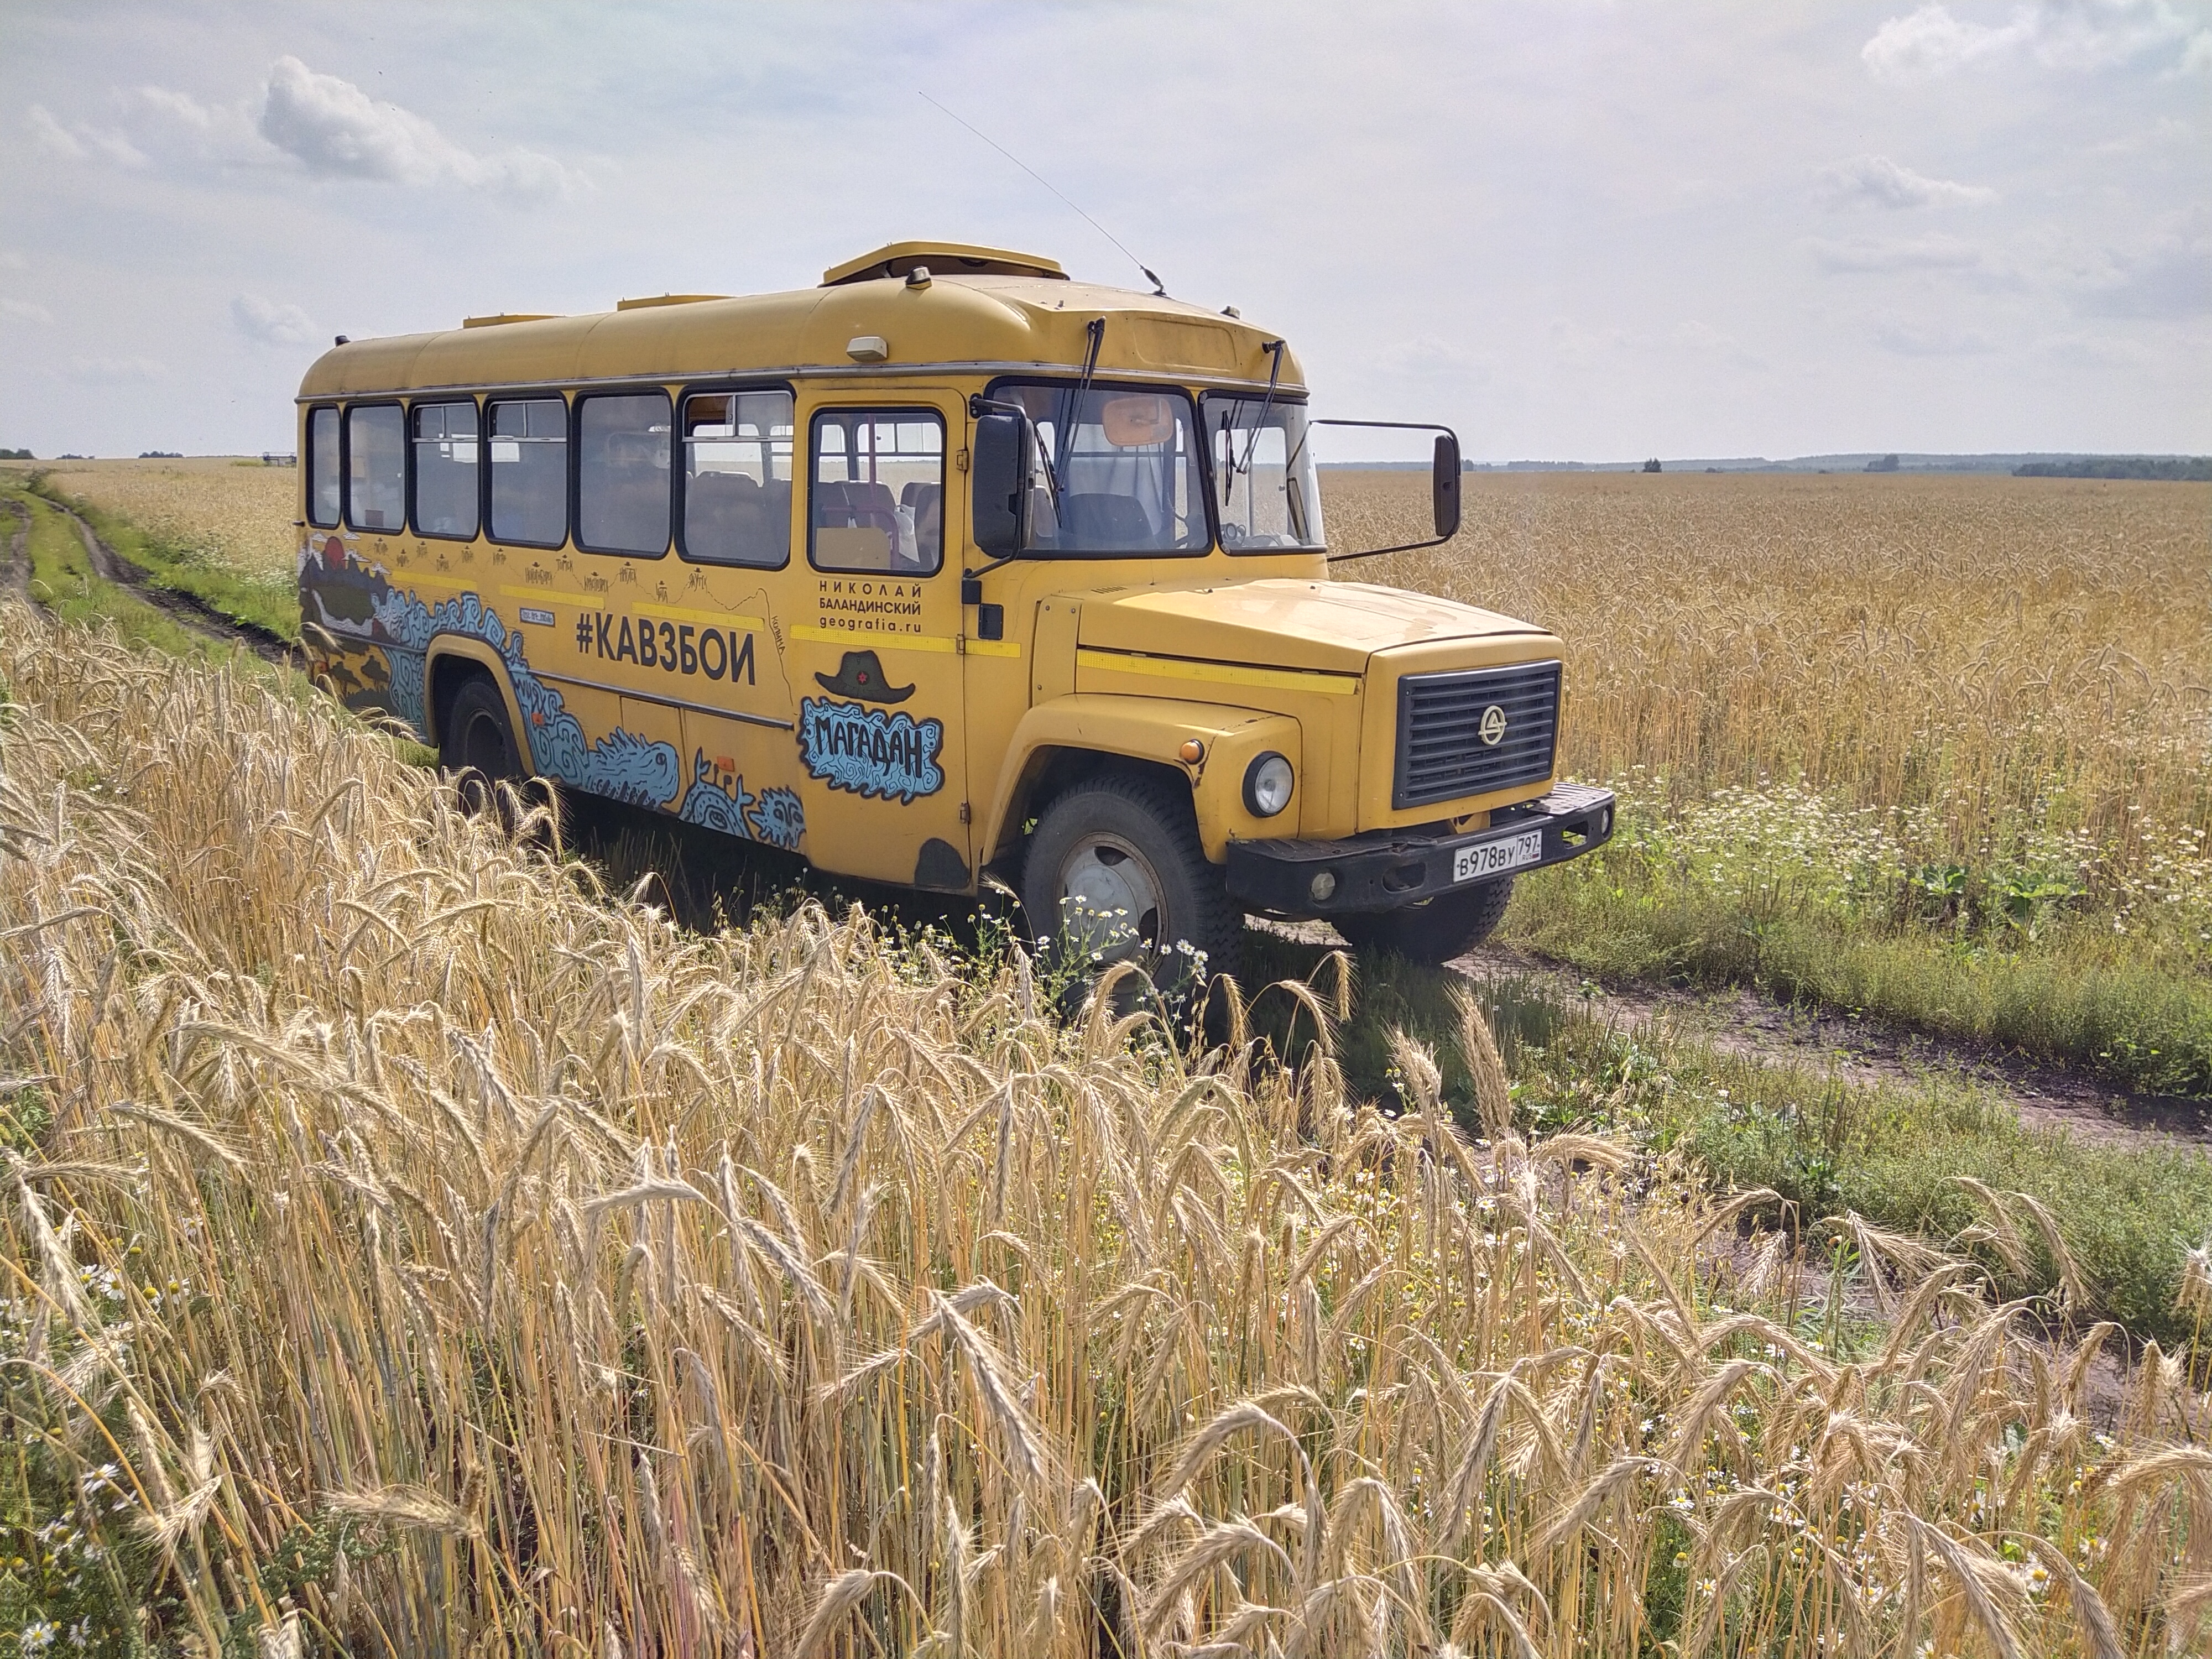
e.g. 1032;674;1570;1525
441;675;525;817
1332;876;1514;966
1021;771;1240;1000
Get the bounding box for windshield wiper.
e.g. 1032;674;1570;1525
1222;339;1287;504
1052;317;1106;500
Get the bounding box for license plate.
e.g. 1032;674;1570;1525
1454;827;1543;884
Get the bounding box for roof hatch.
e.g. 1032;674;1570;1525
822;241;1066;286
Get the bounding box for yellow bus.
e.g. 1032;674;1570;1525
297;240;1613;980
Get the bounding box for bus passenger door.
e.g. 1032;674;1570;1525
783;393;974;891
664;388;805;854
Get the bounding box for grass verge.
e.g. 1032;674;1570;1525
1243;927;2212;1352
4;483;229;659
27;475;298;641
1503;796;2212;1097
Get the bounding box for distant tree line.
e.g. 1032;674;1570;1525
0;447;31;461
2014;457;2211;482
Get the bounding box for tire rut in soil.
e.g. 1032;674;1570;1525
1255;916;2208;1151
1449;940;2212;1152
0;500;30;605
53;500;299;667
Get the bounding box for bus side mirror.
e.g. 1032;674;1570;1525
1432;432;1462;541
971;411;1032;559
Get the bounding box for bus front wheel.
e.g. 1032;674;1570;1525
1021;771;1240;998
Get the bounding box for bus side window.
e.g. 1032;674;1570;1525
808;409;943;575
345;404;405;533
681;389;793;567
578;391;672;557
488;398;567;546
306;407;340;528
411;401;479;539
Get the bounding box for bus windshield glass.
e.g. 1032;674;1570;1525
988;382;1208;556
1203;394;1326;553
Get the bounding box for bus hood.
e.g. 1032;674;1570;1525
1071;578;1551;675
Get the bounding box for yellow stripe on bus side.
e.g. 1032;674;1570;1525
386;577;1014;657
506;587;766;632
789;625;1020;658
1075;646;1357;696
633;601;768;632
382;574;764;632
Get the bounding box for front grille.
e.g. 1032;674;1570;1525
1393;660;1561;810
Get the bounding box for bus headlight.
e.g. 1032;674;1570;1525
1243;752;1295;817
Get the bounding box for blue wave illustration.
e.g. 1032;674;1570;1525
747;786;806;851
372;585;680;807
679;750;755;836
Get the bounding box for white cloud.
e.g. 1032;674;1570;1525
1872;316;1999;354
231;293;319;346
0;252;28;272
2069;212;2212;317
66;357;165;385
0;298;54;325
1374;335;1494;382
27;104;85;159
132;84;268;165
255;56;580;197
1667;320;1768;369
1807;234;1986;273
1546;318;1626;369
25;102;144;166
1862;6;2031;79
1820;154;1997;209
1864;2;2209;81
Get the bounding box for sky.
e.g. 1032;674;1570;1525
2;1;2207;462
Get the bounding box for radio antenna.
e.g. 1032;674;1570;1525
918;92;1166;295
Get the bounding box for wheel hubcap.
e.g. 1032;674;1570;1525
1054;833;1166;967
461;710;509;776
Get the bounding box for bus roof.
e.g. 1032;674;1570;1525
298;246;1304;401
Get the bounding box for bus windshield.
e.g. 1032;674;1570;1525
1203;394;1326;553
988;382;1208;556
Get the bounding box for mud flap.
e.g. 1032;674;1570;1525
914;837;971;891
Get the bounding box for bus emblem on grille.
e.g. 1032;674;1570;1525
1478;705;1509;746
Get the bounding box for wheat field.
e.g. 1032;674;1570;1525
19;456;2204;873
1327;471;2212;880
13;457;301;581
3;602;2209;1651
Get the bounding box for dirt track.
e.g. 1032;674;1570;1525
0;500;28;604
59;503;299;666
1451;940;2211;1152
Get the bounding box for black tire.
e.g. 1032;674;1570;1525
441;675;525;816
1021;771;1241;998
1333;876;1514;966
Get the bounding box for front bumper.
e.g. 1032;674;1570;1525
1223;782;1616;917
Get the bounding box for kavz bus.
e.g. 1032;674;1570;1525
296;241;1614;983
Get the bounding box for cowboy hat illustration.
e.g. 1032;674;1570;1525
813;649;914;704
